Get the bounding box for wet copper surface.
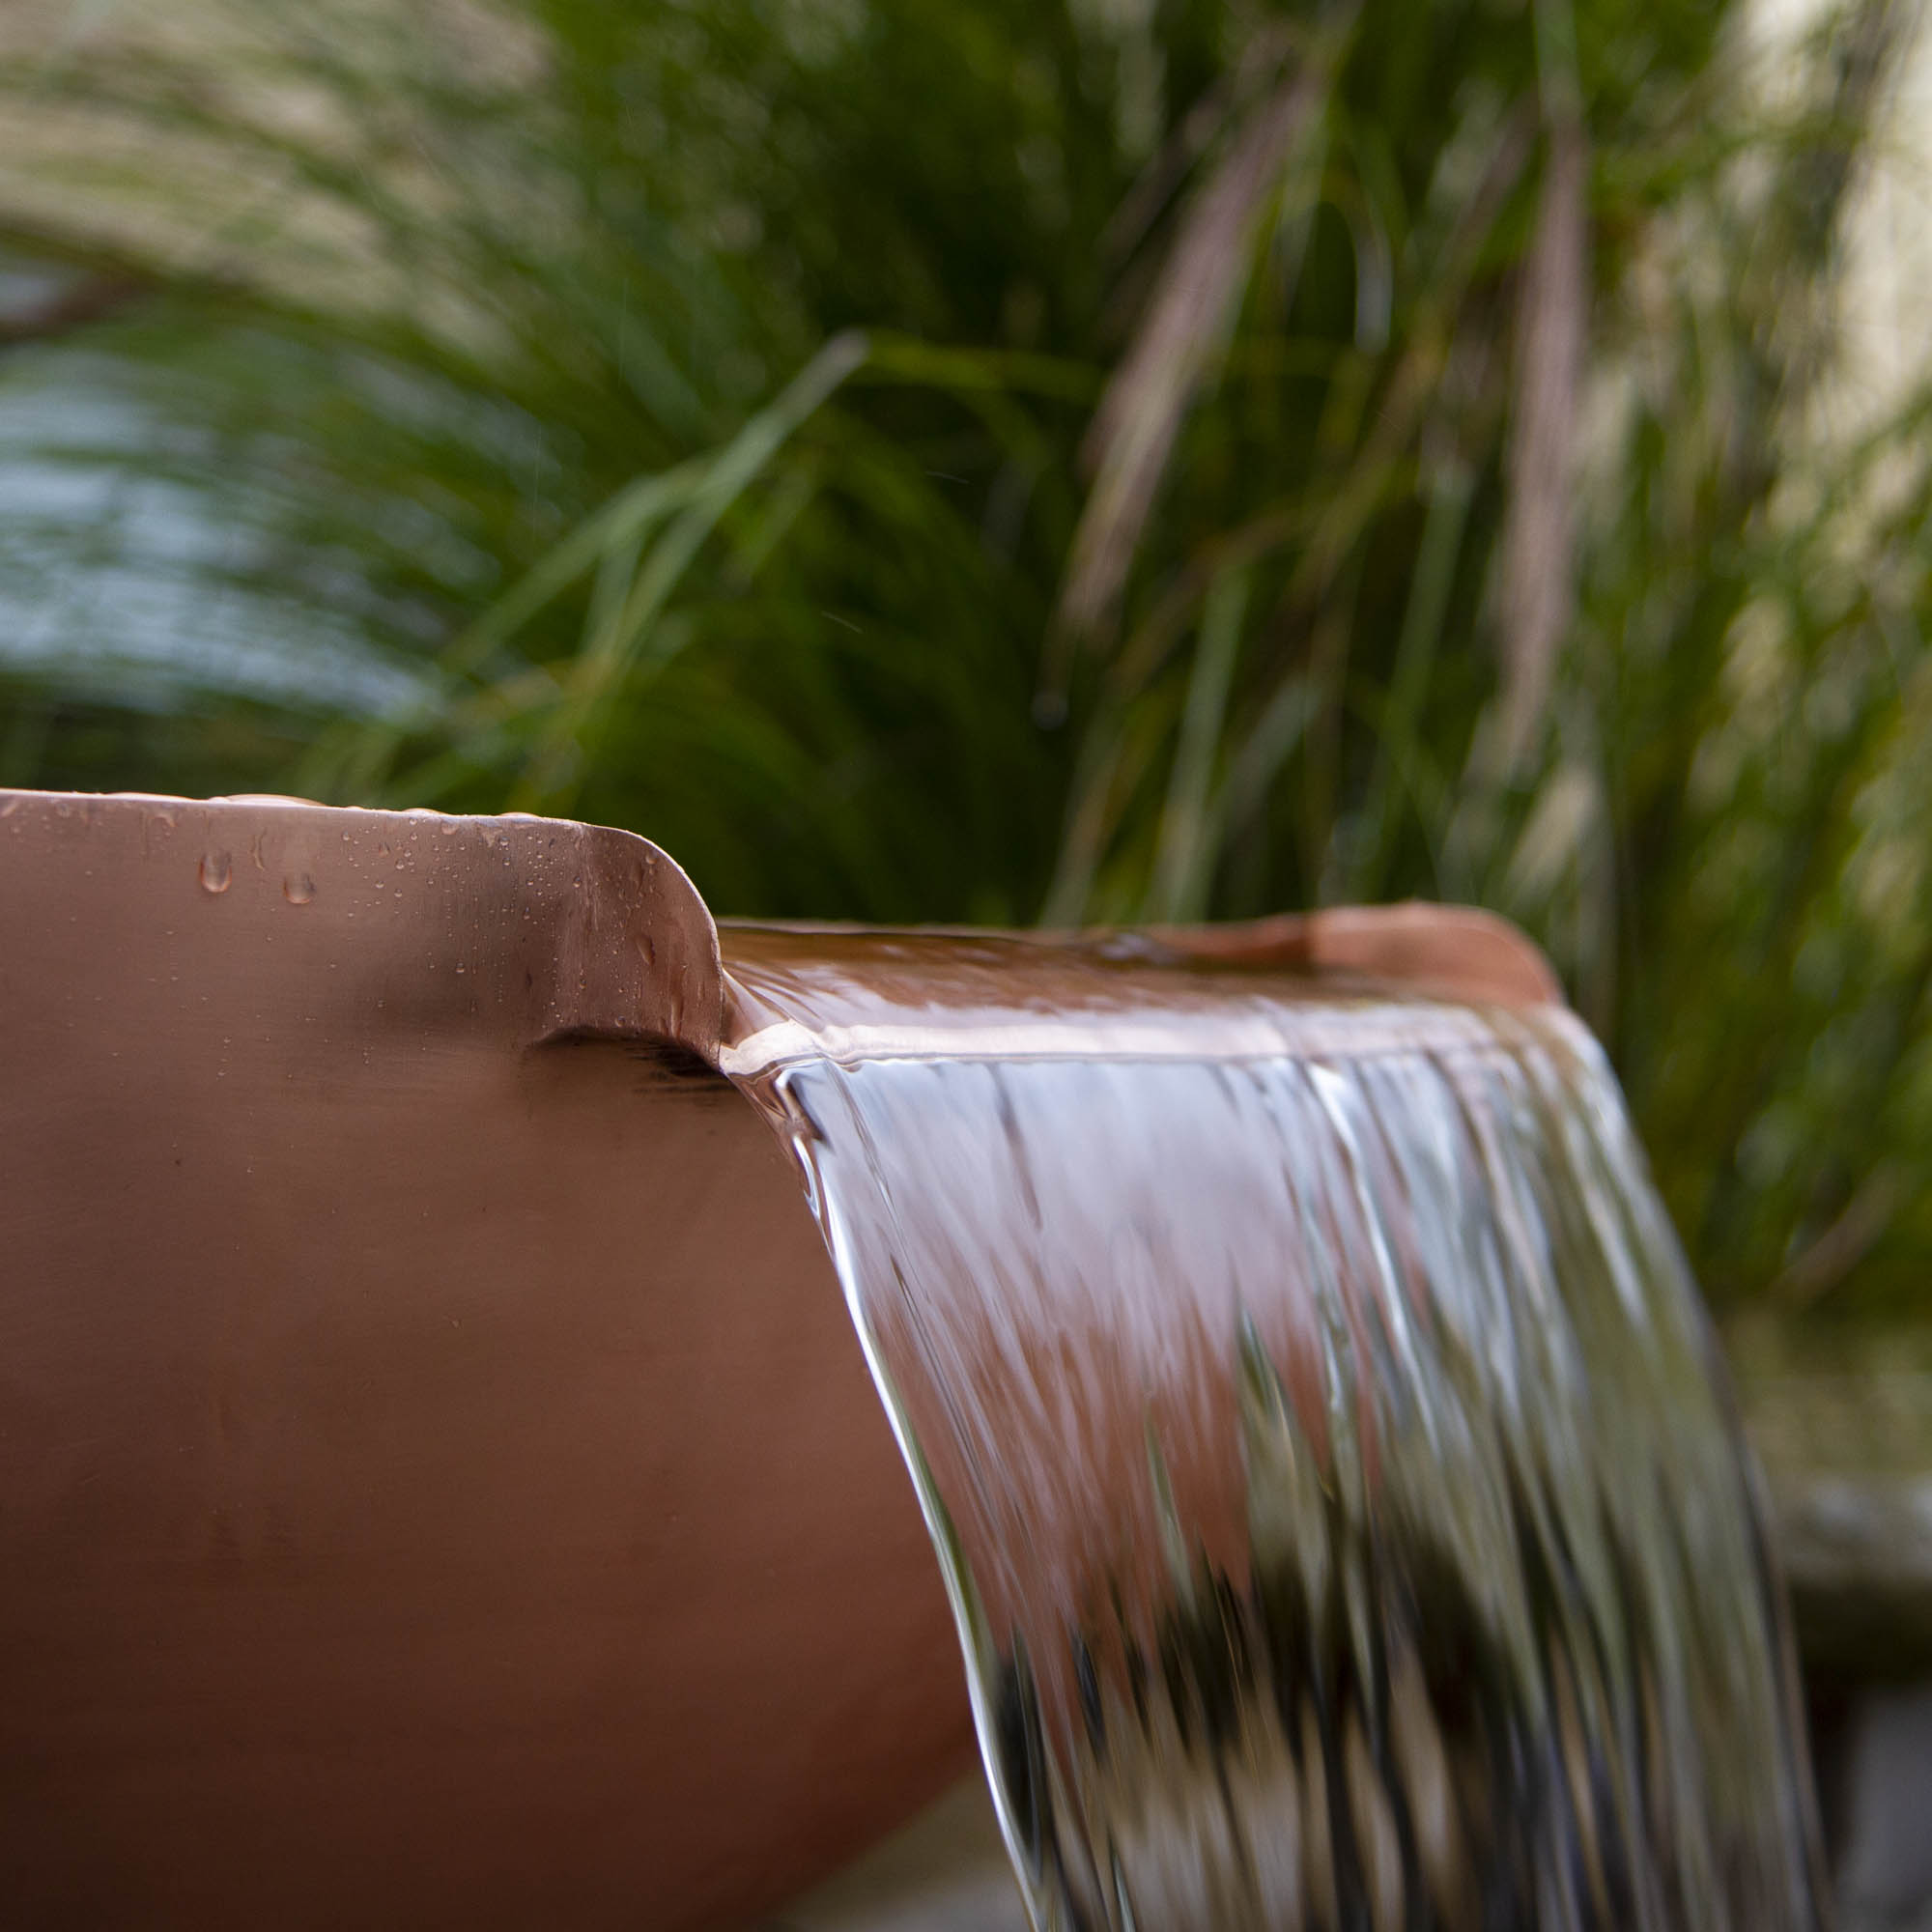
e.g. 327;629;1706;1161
719;904;1559;1054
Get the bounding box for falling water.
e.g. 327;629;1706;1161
718;927;1830;1931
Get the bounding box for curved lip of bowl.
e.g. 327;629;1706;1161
0;788;1562;1074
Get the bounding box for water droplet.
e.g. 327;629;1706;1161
283;873;316;905
199;852;233;895
454;962;466;976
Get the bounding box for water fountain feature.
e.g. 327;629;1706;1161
0;792;1832;1927
721;929;1830;1931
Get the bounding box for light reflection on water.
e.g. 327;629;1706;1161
724;934;1831;1931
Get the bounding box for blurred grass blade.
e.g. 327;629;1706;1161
1054;9;1354;650
454;460;709;677
1208;669;1321;891
1492;110;1587;779
1353;460;1472;899
513;328;870;806
1148;562;1249;922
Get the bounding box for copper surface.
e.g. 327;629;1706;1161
0;791;966;1929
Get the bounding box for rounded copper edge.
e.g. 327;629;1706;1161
717;900;1563;1027
0;787;726;1056
1155;900;1565;1009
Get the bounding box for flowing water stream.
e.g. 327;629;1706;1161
717;927;1830;1932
